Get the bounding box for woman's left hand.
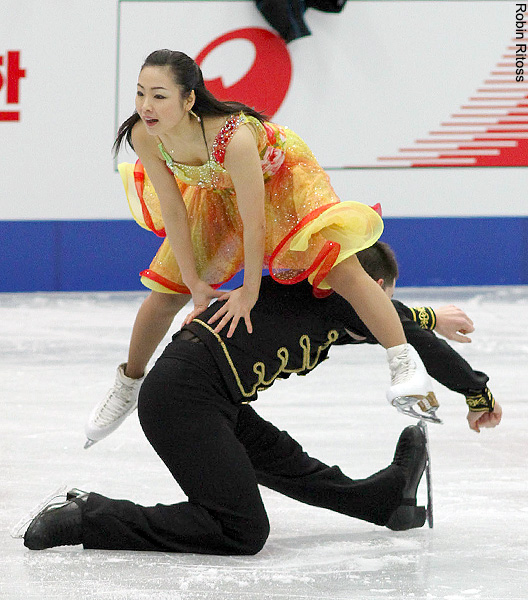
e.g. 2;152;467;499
208;287;258;338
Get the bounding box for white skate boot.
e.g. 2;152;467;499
84;363;145;449
386;344;442;424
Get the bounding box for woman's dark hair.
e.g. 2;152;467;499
356;241;399;288
113;49;267;155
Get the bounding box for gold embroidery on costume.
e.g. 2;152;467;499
410;306;436;330
193;320;339;399
465;387;495;412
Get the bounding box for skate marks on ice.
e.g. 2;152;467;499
6;523;526;600
4;529;436;600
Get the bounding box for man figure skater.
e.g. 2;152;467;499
22;244;501;553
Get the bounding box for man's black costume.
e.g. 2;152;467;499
42;278;490;553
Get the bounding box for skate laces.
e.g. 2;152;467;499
393;436;412;470
389;348;416;386
392;427;425;481
93;381;137;427
47;501;83;543
392;441;409;476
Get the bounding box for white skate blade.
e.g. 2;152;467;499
418;420;434;529
10;485;69;539
84;439;97;449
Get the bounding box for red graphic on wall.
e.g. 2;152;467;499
377;40;528;167
195;28;292;118
0;50;26;122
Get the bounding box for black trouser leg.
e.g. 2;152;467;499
82;343;269;554
235;405;404;525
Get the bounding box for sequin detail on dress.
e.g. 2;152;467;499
211;114;244;164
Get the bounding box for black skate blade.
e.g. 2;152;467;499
418;420;434;529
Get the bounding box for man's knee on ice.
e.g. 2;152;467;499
235;516;270;555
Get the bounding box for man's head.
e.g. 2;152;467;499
356;241;399;298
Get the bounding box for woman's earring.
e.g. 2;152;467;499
189;109;201;122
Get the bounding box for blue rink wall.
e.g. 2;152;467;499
1;216;527;292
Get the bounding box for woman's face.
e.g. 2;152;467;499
135;65;192;135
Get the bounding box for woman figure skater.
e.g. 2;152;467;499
84;49;432;447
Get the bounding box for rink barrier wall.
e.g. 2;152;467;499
1;217;527;293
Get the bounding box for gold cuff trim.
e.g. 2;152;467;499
465;387;495;412
409;306;436;330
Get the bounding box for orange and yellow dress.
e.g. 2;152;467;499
118;113;383;297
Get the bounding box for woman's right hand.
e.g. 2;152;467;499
182;280;224;325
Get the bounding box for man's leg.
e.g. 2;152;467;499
235;405;406;526
83;342;269;554
27;341;270;554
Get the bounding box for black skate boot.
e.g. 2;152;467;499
23;491;87;550
386;425;427;531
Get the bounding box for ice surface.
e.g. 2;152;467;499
1;287;527;599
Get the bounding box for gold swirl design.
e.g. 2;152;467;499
193;319;339;399
410;306;436;330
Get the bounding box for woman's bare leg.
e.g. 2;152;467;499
125;291;190;378
84;291;191;447
326;254;435;411
325;255;405;349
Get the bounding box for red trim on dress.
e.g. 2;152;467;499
311;243;341;299
268;203;340;288
370;202;382;216
140;269;231;294
269;202;382;295
133;161;166;238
